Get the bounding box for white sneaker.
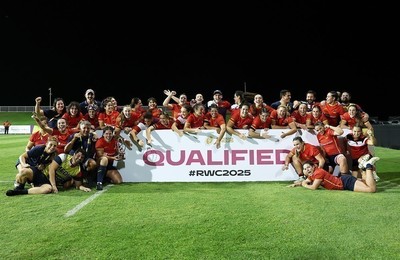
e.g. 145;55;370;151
358;154;371;169
361;157;380;169
372;171;380;182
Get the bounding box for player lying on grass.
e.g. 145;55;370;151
288;157;380;193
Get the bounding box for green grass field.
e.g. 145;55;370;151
0;133;399;259
0;112;33;125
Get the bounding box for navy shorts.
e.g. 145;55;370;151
340;175;357;191
31;167;51;187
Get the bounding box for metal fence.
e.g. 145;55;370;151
0;106;52;112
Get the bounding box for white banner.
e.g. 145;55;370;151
113;129;321;182
0;125;32;134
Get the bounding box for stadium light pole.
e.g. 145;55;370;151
48;88;52;107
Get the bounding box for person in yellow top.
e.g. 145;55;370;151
3;120;11;134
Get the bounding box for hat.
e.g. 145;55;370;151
213;90;222;95
85;89;95;95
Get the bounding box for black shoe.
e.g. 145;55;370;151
14;181;25;190
6;189;27;196
96;182;103;191
6;190;16;196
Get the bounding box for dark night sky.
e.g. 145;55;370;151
1;2;398;119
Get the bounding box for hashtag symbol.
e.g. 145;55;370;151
189;170;195;176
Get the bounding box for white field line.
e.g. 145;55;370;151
64;184;114;217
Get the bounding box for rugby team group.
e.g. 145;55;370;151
5;88;380;196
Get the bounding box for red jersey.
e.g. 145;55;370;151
29;131;50;147
250;115;272;130
116;112;141;128
291;143;321;165
306;113;328;126
291;110;308;125
270;110;294;127
95;137;118;157
249;103;274;117
62;112;84;129
98;110;120;127
320;102;345;126
309;168;344;190
229;112;253;129
204;113;226;128
317;128;342;155
84;113;100;130
169;104;183;119
186;113;205;128
52;128;74;154
152;120;173;130
148;107;163;119
174;115;187;130
340;112;368;129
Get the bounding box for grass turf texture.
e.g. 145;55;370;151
0;135;399;259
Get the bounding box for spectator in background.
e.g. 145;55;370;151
79;88;102;115
3;120;11;134
35;96;66;129
206;89;231;121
